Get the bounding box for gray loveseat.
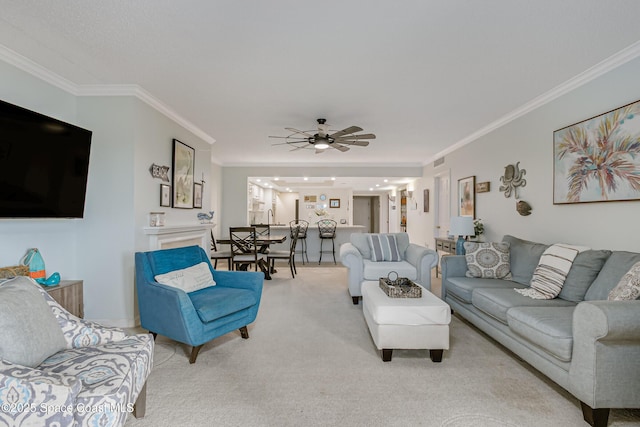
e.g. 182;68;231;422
441;235;640;427
340;232;438;304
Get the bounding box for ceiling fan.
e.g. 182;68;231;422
270;118;376;154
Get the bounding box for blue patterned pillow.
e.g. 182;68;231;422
368;234;401;262
464;242;512;279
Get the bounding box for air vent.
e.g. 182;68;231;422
434;157;445;167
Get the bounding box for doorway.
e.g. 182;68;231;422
353;196;379;233
434;170;451;238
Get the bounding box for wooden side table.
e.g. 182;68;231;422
434;238;456;278
43;280;84;318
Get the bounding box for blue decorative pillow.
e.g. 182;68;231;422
368;234;401;262
464;242;512;279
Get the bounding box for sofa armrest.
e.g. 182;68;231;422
440;255;468;300
569;300;640;408
0;360;81;425
405;244;438;291
39;287;129;348
340;243;364;297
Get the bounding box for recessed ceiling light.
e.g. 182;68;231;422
331;177;336;180
274;177;279;181
375;184;380;187
304;177;308;181
369;187;373;191
384;179;388;183
256;179;261;182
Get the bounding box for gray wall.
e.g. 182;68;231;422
418;56;640;252
0;61;213;326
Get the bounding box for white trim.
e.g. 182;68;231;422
0;44;79;94
0;44;216;145
77;84;216;145
425;40;640;165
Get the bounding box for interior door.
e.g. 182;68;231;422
434;171;451;238
353;196;372;232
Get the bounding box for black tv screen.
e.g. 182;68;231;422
0;99;92;218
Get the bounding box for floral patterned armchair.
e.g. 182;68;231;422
0;277;153;427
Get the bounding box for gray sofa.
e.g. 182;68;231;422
340;232;438;304
441;235;640;427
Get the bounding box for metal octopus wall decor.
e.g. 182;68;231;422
499;162;526;198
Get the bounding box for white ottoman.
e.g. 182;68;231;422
361;280;451;362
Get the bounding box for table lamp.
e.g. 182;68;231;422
450;216;474;255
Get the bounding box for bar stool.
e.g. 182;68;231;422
317;219;337;265
289;219;309;264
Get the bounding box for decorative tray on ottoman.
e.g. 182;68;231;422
379;271;422;298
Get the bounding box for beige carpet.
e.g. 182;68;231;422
125;265;640;427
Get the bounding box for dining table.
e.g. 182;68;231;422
217;234;287;280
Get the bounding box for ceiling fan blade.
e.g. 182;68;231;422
332;143;350;152
314;148;326;154
289;145;308;152
285;128;313;137
337;140;369;147
336;133;376;140
329;126;363;138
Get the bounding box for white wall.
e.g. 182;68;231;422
220;166;422;238
0;60;83;282
421;56;640;253
0;60;215;326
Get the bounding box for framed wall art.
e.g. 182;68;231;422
172;139;195;209
329;198;340;208
554;99;640;204
458;176;476;217
160;184;171;207
193;182;203;208
423;189;429;212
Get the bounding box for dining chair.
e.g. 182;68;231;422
289;219;309;264
210;231;233;270
317;219;337;264
267;226;299;278
230;227;266;272
251;224;271;253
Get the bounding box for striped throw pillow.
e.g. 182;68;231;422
368;234;401;262
516;243;587;299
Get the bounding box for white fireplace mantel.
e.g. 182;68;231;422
143;223;215;251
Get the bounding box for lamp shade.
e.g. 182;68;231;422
450;216;474;237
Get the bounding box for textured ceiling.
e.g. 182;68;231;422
2;1;640;168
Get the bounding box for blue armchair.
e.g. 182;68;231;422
135;245;264;363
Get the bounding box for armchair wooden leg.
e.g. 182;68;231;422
580;402;609;427
149;331;157;340
239;326;249;339
133;382;147;418
352;296;359;305
189;345;203;364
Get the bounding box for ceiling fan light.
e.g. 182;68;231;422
315;141;329;149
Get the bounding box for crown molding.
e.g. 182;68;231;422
425;39;640;165
0;44;215;145
0;44;79;94
77;84;216;145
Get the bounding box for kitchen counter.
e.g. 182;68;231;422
269;224;366;263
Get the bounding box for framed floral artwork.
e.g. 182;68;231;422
554;99;640;204
458;176;475;217
172;139;195;209
193;182;203;208
160;184;171;207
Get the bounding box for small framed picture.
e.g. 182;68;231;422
329;199;340;208
458;175;476;218
160;184;171;207
193;182;203;208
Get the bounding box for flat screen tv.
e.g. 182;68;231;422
0;99;92;218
